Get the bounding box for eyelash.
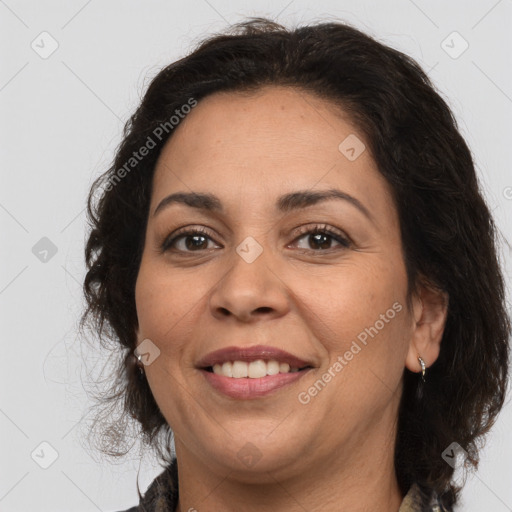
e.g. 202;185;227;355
160;224;351;254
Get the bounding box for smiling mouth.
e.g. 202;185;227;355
203;360;313;378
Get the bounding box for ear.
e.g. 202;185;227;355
405;280;449;374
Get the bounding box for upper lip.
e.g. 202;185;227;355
196;345;314;369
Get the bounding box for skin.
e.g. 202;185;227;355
134;86;448;512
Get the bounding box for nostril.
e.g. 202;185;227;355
255;307;273;314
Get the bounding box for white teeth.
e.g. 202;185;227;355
279;363;290;373
232;361;248;378
221;362;233;377
267;360;280;375
248;360;267;378
211;360;303;378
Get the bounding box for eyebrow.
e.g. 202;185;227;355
153;188;373;221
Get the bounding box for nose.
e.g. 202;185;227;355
208;243;290;323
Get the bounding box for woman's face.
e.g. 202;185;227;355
135;86;422;480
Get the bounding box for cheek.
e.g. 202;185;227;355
135;257;205;343
297;258;407;344
300;263;409;404
296;258;411;410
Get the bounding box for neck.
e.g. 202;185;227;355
173;414;404;512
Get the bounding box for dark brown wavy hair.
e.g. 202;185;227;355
81;17;510;510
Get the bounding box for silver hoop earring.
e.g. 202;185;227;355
418;356;426;383
135;353;145;380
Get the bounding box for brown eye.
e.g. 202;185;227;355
162;228;220;253
291;225;351;251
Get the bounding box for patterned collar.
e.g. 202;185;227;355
123;458;450;512
398;482;451;512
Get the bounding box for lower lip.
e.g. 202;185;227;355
200;368;312;399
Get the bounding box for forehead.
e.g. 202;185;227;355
151;86;394;220
155;86;358;169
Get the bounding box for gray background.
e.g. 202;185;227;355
1;1;511;511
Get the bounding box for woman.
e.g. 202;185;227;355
82;18;510;512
